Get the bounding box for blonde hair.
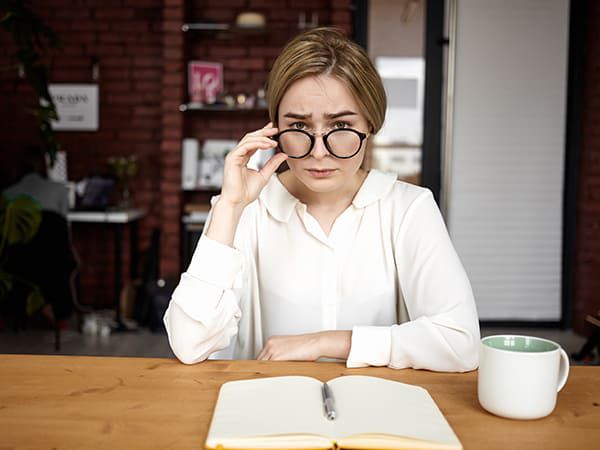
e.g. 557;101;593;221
266;27;387;133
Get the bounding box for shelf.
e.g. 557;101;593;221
179;103;267;112
181;22;229;32
181;22;270;34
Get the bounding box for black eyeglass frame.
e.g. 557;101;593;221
273;128;368;159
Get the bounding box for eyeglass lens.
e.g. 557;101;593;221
278;129;363;158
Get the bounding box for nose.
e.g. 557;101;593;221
310;133;329;159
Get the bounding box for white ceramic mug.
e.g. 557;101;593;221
478;335;570;420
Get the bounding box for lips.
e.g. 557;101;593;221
307;168;336;178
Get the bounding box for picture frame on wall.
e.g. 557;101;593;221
188;61;223;104
47;84;99;131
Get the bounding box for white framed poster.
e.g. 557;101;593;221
197;139;237;188
48;84;99;131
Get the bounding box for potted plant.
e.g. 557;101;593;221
0;0;63;163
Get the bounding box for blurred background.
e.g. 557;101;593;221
0;0;598;364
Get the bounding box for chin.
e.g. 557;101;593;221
298;174;343;192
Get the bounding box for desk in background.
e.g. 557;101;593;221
0;355;598;449
68;209;146;328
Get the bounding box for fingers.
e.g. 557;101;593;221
257;336;277;360
256;347;271;360
227;136;278;164
246;122;278;138
228;123;279;160
258;152;288;180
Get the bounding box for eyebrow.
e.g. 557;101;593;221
282;110;358;120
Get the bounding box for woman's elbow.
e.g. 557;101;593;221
173;346;207;365
454;332;480;372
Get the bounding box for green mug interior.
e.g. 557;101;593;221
482;335;558;353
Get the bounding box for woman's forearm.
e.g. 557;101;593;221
319;330;352;360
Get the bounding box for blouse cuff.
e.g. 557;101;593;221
346;326;391;368
187;234;244;289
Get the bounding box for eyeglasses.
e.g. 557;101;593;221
273;128;368;159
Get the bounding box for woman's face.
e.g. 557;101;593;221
277;75;370;197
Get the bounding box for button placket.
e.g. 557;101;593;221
321;246;337;330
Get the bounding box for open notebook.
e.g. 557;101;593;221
205;375;462;450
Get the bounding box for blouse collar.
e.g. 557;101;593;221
260;169;397;223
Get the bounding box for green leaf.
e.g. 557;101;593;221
0;11;14;25
0;271;14;301
0;195;41;246
26;285;45;316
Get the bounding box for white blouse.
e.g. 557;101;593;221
164;169;480;371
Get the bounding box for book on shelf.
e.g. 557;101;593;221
205;375;462;450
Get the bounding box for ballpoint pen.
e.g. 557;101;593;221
322;382;336;420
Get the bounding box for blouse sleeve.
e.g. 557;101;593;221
163;201;255;364
347;190;480;372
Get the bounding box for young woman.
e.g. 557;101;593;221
164;28;480;371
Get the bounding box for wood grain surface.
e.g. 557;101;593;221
0;355;598;449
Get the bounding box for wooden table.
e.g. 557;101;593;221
0;355;598;449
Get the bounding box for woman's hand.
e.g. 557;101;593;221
256;331;352;361
219;122;288;209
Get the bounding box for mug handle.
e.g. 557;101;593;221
557;348;570;392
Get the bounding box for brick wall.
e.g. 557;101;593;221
574;0;600;335
0;0;163;308
0;0;352;309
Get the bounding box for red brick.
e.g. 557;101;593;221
94;9;135;20
208;46;248;58
164;34;184;47
164;47;183;59
163;7;184;20
160;140;181;152
162;20;182;33
119;130;154;141
202;8;236;22
133;68;162;80
331;11;351;25
103;68;131;79
163;126;182;139
71;21;110;31
225;58;265;71
103;57;134;67
134;106;161;117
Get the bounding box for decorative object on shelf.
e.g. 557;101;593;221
235;12;266;29
107;155;138;209
256;88;267;108
179;87;269;112
197;140;237;189
181;138;199;190
188;61;223;104
297;12;319;30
